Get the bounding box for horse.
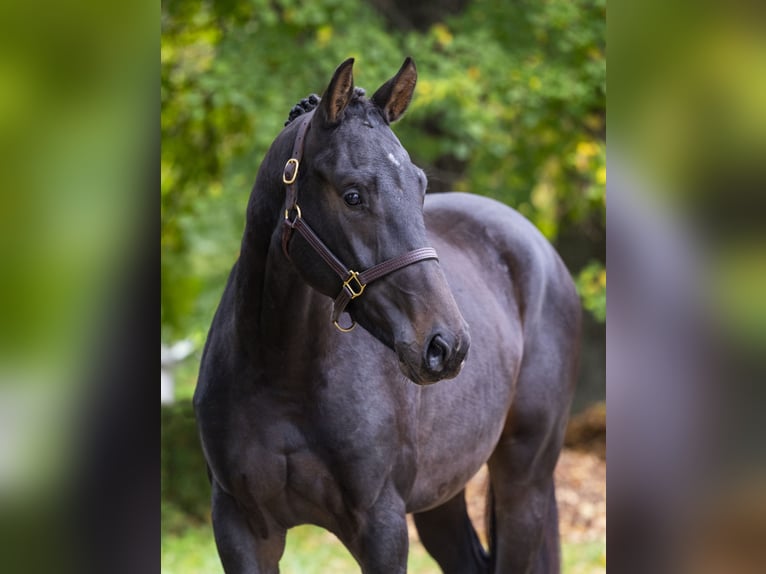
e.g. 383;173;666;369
194;57;581;573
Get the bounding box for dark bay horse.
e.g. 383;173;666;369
194;57;581;573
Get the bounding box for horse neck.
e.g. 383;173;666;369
233;126;323;365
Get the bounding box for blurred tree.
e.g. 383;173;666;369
368;0;471;31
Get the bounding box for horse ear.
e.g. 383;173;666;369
317;58;355;127
372;57;417;124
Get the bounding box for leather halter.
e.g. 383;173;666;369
281;113;439;332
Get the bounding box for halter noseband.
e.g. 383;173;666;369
281;113;439;332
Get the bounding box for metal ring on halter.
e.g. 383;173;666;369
284;203;302;222
333;316;356;333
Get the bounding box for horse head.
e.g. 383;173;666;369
282;58;470;385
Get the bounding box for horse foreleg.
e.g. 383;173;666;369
487;378;570;573
486;394;567;574
210;479;286;574
339;488;410;574
413;489;489;574
486;467;561;574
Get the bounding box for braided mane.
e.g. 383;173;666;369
284;87;367;126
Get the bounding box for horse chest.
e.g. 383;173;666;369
214;390;394;528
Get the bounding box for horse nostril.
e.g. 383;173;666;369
426;334;450;373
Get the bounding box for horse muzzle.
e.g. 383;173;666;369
395;325;471;385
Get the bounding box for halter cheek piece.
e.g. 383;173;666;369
281;113;439;333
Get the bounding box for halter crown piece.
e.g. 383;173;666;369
281;112;439;332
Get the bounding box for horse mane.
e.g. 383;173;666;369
284;87;367;126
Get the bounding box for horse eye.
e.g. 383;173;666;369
343;190;361;207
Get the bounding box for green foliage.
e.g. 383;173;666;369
161;401;210;529
397;0;606;237
575;260;606;322
161;0;606;339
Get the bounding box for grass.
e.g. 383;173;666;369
162;520;605;573
562;539;606;574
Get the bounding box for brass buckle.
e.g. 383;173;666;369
283;158;300;184
342;270;366;299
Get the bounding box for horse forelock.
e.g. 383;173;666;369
284;87;375;126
